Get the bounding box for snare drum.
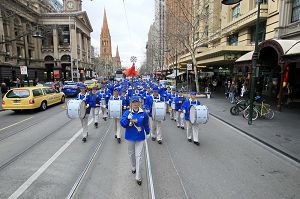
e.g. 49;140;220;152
152;102;167;121
66;99;86;119
189;105;209;124
108;100;122;118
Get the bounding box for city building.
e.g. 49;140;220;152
0;0;94;83
99;9;121;77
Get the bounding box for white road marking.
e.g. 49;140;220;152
0;117;33;132
8;119;93;199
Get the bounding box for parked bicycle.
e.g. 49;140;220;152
243;96;275;121
230;98;249;115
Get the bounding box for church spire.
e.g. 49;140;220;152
116;45;120;58
101;8;110;35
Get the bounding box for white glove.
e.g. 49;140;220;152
146;134;150;139
182;109;186;114
86;104;90;108
128;113;133;120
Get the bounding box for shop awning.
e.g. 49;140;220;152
285;41;300;56
166;71;186;79
235;51;254;62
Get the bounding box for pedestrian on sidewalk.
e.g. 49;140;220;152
181;92;201;146
120;96;150;186
1;83;8;97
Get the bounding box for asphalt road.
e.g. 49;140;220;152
0;102;299;199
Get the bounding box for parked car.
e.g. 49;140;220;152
2;86;65;111
61;81;80;97
84;80;98;90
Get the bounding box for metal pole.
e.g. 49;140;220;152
69;15;74;81
248;0;261;125
175;49;178;90
23;37;30;86
187;65;189;92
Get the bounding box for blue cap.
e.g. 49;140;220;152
92;86;98;90
178;89;182;93
190;91;197;95
167;86;170;89
131;96;140;102
171;88;176;91
113;87;119;91
79;84;86;89
100;84;105;88
152;87;159;92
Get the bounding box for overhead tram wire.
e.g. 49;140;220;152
122;0;132;43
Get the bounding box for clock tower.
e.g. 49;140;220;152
63;0;82;12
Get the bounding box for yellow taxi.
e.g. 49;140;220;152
2;86;65;111
84;79;99;90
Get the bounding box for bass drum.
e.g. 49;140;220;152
152;102;167;121
67;99;86;119
189;105;209;124
108;100;122;118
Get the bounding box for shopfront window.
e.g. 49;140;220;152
291;0;300;22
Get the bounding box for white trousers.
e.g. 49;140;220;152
186;121;199;142
170;109;175;120
113;118;121;138
91;107;100;124
101;106;108;118
128;141;144;181
176;111;184;127
80;115;89;138
150;117;162;141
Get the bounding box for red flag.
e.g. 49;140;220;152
125;63;138;77
283;64;289;87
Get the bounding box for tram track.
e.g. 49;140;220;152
66;122;156;199
0;119;72;172
0;107;67;142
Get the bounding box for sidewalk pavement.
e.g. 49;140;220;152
199;93;300;163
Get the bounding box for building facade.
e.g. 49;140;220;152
0;0;93;84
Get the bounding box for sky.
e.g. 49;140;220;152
80;0;155;69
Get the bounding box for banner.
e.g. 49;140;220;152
20;65;28;75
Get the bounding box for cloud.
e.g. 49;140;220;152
82;0;155;68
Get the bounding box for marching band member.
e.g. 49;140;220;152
175;90;186;129
121;88;130;114
181;92;201;145
144;87;165;144
109;88;123;143
97;84;111;121
77;84;90;142
168;88;177;120
89;86;101;128
120;96;150;185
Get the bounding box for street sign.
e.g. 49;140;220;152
20;65;28;75
187;63;193;71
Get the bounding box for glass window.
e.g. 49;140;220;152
228;33;238;46
6;89;30;98
292;0;300;22
32;89;43;97
232;4;240;20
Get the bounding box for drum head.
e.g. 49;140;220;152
189;105;196;124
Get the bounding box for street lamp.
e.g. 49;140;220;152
222;0;261;125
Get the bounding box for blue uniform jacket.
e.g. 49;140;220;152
174;95;186;111
120;108;150;141
168;93;177;106
86;93;101;108
181;99;201;121
144;94;164;117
